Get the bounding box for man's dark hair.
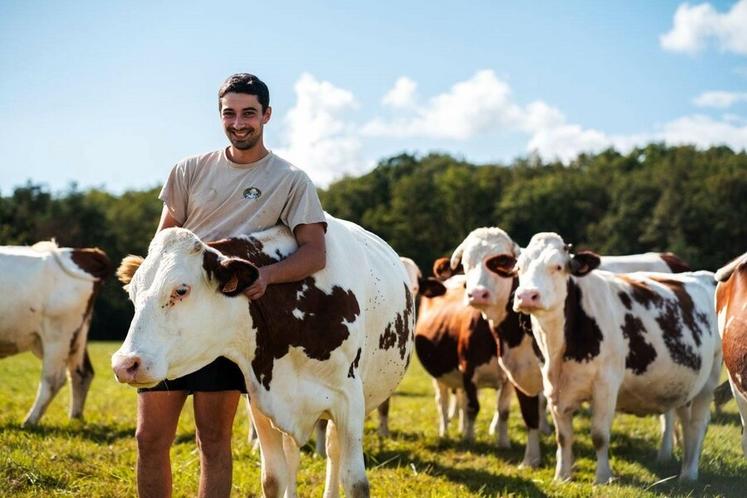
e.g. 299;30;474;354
218;73;270;112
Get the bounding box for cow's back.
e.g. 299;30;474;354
0;245;100;354
717;255;747;396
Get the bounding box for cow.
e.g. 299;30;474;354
0;241;110;425
513;232;721;483
715;251;747;457
451;228;694;466
111;214;414;498
414;269;513;446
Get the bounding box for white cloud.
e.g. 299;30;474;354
363;70;523;139
660;0;747;55
274;73;368;187
657;114;747;148
693;90;747;108
382;77;418;109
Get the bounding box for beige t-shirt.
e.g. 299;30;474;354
159;149;326;241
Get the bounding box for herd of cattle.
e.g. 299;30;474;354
2;213;747;497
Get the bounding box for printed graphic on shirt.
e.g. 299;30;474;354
243;187;262;200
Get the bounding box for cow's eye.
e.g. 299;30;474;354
174;285;191;298
555;265;562;271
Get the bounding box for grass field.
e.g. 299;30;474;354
1;342;746;497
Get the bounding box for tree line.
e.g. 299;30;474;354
1;143;745;340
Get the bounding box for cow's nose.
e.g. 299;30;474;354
515;288;541;310
467;286;491;305
112;354;142;383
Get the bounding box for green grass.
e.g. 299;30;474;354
1;342;746;497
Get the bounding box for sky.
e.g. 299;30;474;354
1;0;746;193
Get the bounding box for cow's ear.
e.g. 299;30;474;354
450;241;466;275
432;257;454;281
203;251;259;296
420;277;447;298
485;254;516;278
117;255;144;285
569;251;601;277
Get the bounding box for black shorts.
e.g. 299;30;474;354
137;356;247;395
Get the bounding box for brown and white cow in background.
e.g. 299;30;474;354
414;264;514;446
513;232;721;483
716;251;747;457
0;241;110;425
451;228;695;466
112;214;414;498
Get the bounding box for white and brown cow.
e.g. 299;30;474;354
414;268;513;445
111;215;414;498
716;251;747;457
451;228;694;466
0;241;110;425
513;232;721;483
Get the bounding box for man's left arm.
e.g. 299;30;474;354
243;222;326;300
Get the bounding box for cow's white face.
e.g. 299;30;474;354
111;228;258;387
451;227;519;323
513;232;600;314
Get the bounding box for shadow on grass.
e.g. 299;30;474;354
2;459;68;494
1;421;133;444
363;444;548;497
710;409;742;427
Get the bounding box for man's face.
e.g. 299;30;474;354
220;93;271;150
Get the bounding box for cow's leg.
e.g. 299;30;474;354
679;360;720;481
282;434;301;498
551;403;574;481
433;380;450;437
538;392;553;435
657;411;674;463
323;420;341;498
489;380;513;448
515;389;541;468
68;348;94;420
461;373;479;442
447;388;458;421
316;419;329;458
456;389;468;435
377;397;390;437
333;394;369;498
249;403;289;498
246;396;260;451
732;382;747;457
24;342;68;426
590;383;618;485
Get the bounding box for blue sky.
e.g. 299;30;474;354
1;0;746;193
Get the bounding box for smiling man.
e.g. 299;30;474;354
134;73;327;498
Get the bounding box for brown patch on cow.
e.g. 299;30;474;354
485;254;517;278
621;275;705;370
659;252;692;273
69;278;104;358
563;280;603;363
621;314;657;374
205;236;361;390
618;291;632;310
71;248;112;281
718;263;747;396
433;257;460;281
380;283;414;360
75;349;95;378
348;348;362;378
493;277;540;360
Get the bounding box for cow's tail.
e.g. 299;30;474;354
713;379;733;407
659;252;692;273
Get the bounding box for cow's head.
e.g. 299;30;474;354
513;232;600;314
111;228;258;387
451;227;520;323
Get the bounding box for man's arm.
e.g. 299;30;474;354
244;222;326;300
156;204;182;233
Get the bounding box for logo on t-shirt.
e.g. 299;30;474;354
243;187;262;200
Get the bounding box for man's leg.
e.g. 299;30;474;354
194;390;241;498
136;390;188;498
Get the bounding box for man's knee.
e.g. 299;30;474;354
136;425;175;456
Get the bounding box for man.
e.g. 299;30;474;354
135;73;327;498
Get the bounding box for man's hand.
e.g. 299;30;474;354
244;266;271;300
